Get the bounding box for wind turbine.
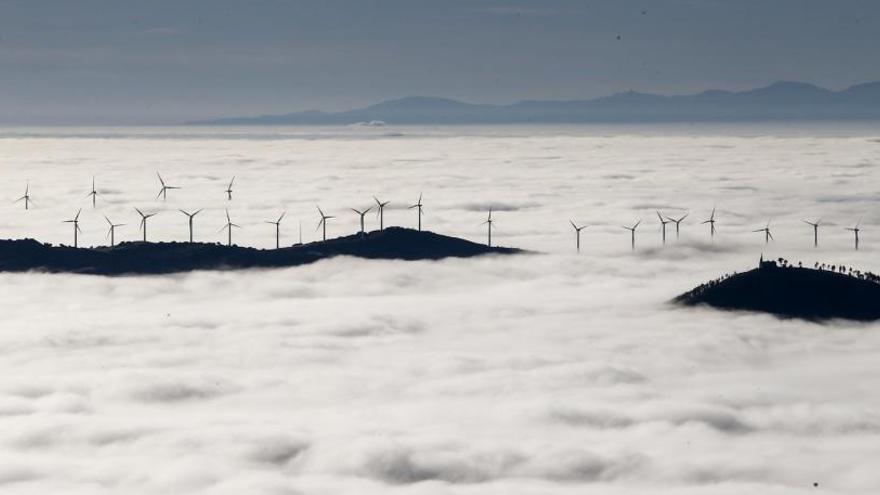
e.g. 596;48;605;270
657;211;670;245
623;220;641;251
702;208;717;239
666;212;688;239
179;209;203;243
225;176;235;201
297;220;303;245
135;207;158;242
753;219;773;244
569;220;587;252
219;209;240;246
481;208;495;247
104;216;124;247
156;172;180;201
373;196;390;230
14;183;32;210
803;218;821;247
409;193;424;231
266;212;285;249
86;177;98;208
845;221;861;250
316;206;334;241
351;207;372;235
63;209;83;248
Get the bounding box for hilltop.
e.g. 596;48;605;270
189;81;880;125
674;259;880;322
0;227;523;276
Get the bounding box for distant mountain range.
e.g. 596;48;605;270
189;81;880;125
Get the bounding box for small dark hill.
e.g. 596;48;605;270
0;227;523;276
674;261;880;321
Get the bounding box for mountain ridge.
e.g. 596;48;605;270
189;81;880;125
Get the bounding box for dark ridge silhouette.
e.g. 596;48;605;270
674;259;880;321
0;227;524;276
188;81;880;125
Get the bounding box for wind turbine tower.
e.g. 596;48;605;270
481;208;495;247
15;183;32;210
702;208;717;240
623;220;641;251
846;221;862;251
803;218;821;247
266;212;285;249
753;219;774;244
316;206;334;241
104;216;124;247
220;209;241;246
351;207;373;236
657;211;670;245
63;209;83;248
409;193;424;231
373;196;390;230
666;212;688;240
86;177;98;208
179;209;203;243
135;207;158;242
570;220;587;253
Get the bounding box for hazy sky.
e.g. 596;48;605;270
1;0;879;124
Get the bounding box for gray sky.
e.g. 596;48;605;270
1;0;878;124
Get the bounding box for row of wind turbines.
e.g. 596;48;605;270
10;175;868;251
588;209;863;252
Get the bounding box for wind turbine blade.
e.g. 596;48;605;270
75;209;82;220
104;215;112;226
228;176;235;188
156;172;164;186
278;212;285;222
194;209;203;216
679;213;689;222
570;220;577;229
156;189;164;199
768;231;774;240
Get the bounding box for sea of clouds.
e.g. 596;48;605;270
0;124;879;494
